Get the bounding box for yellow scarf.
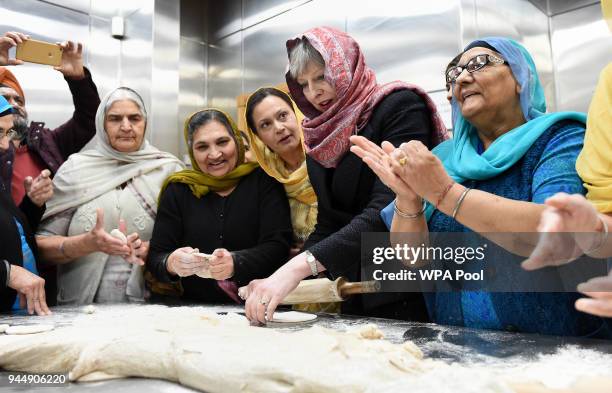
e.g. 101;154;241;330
161;108;259;199
246;88;317;241
576;63;612;213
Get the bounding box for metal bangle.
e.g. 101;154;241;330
394;198;426;219
584;214;609;255
451;187;471;220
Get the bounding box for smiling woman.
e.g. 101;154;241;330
355;37;607;337
146;108;292;304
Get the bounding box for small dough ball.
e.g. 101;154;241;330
83;305;96;314
110;229;127;244
356;324;384;340
0;324;9;333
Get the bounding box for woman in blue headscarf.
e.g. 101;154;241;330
351;37;609;337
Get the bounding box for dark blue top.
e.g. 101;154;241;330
427;120;611;338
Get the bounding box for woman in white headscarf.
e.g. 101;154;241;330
36;87;184;305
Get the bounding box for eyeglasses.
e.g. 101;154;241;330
0;129;16;139
445;54;506;84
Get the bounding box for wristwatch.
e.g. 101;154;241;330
304;250;318;277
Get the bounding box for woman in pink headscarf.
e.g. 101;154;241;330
242;26;448;324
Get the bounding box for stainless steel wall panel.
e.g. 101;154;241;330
90;0;152;19
0;0;90;129
470;0;556;110
179;38;207;162
346;0;462;92
120;7;152;112
242;0;344;94
551;2;611;112
242;0;310;29
88;15;121;97
149;0;181;156
208;31;242;119
37;0;90;14
180;0;208;42
539;0;600;16
208;0;242;43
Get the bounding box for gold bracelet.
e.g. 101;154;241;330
394;199;426;219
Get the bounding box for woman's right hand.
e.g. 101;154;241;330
87;208;131;257
166;247;208;277
349;135;419;202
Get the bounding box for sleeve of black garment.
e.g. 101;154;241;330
146;183;184;283
18;195;45;232
51;67;101;160
231;173;292;288
308;90;433;280
0;260;7;290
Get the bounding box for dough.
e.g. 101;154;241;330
0;324;9;333
193;253;212;279
270;311;317;323
5;324;55;335
83;305;96;314
109;229;127;244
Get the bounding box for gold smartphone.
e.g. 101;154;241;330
16;39;63;67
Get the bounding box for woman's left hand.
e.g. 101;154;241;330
209;248;234;280
394;140;454;204
240;263;304;325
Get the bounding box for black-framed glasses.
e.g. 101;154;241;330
445;54;506;84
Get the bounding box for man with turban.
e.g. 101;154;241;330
0;31;100;205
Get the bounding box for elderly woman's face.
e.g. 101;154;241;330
296;61;337;112
192;120;238;177
452;47;520;122
105;99;146;153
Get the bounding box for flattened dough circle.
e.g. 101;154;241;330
271;311;317;323
5;324;55;335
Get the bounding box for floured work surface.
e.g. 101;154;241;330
1;305;612;393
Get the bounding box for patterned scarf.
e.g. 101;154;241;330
285;26;448;168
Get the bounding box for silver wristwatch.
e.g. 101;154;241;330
304;250;318;277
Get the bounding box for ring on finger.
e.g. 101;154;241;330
398;154;408;166
259;297;270;306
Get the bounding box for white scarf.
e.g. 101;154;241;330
42;87;184;305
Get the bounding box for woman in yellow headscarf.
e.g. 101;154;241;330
147;108;292;303
245;88;316;248
246;87;339;313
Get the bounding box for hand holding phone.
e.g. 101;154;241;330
0;31;29;66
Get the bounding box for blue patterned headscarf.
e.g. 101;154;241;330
381;37;586;228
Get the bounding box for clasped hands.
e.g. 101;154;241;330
166;247;234;280
349;135;453;209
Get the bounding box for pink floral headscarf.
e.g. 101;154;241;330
286;26;449;168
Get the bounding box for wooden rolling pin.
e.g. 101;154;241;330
280;277;380;305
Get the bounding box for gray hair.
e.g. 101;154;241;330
104;87;147;121
288;39;325;79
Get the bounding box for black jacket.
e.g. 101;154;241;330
147;168;293;303
303;89;434;320
0;188;43;311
